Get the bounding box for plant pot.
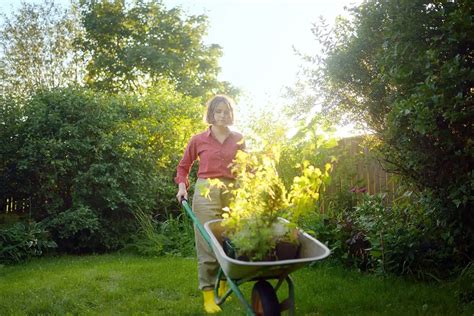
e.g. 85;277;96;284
223;237;277;261
223;237;236;259
275;240;300;260
222;237;250;261
223;236;299;262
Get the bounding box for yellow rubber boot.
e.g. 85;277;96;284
202;289;222;314
218;280;230;300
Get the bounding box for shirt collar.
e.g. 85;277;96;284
206;126;234;138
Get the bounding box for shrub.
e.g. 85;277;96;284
44;205;99;253
1;85;203;253
304;0;473;272
300;209;350;264
310;190;464;279
0;221;56;264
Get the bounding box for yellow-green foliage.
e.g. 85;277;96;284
288;161;332;223
204;146;332;261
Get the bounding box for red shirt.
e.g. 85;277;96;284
175;127;244;188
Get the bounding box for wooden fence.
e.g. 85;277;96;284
323;135;398;206
2;197;30;213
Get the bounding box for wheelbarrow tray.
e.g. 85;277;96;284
204;218;331;280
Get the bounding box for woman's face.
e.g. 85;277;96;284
213;102;232;126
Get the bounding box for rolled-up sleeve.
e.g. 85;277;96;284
175;137;197;188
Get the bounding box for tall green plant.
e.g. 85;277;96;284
129;207;194;257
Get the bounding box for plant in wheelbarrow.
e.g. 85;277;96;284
203;146;332;262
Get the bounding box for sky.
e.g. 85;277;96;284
0;0;362;134
164;0;361;137
164;0;358;102
162;0;361;134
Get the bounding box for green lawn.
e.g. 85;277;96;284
0;254;470;315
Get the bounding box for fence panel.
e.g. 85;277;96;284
323;136;398;208
2;197;30;213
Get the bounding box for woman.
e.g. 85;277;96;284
175;94;244;313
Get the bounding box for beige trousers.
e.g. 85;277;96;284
192;178;233;290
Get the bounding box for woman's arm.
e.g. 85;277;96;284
175;136;197;202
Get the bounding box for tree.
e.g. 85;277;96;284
299;0;473;268
77;0;236;98
0;0;84;98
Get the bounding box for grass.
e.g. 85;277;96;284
0;253;470;315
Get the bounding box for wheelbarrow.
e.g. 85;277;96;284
181;199;330;315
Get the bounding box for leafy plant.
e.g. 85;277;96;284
126;207;195;257
350;194;388;272
203;146;332;261
44;205;100;253
128;207;166;256
0;221;56;264
315;190;460;279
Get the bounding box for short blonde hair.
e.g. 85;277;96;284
205;94;235;125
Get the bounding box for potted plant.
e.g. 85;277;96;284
201;147;332;262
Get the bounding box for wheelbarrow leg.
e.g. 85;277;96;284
214;268;256;315
274;275;295;316
286;275;295;316
214;269;232;304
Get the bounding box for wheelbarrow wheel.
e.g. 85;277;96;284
251;280;281;316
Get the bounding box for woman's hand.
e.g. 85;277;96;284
176;183;188;202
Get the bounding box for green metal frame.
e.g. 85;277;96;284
181;199;295;316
